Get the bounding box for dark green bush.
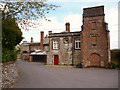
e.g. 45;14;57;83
108;62;119;69
2;18;22;63
2;48;17;63
76;63;83;68
111;63;117;69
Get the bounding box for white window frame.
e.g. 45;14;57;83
75;40;81;49
53;40;59;50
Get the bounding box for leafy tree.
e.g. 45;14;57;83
0;0;59;30
1;0;59;62
2;18;23;50
2;17;23;62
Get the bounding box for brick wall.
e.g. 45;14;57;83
81;6;110;67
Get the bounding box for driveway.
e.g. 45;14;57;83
14;60;118;88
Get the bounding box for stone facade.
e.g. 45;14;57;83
20;41;29;60
47;31;81;66
29;42;40;53
81;6;110;67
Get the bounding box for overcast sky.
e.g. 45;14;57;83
21;0;119;49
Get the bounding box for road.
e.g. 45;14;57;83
14;60;118;88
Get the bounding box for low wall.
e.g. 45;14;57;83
2;61;18;88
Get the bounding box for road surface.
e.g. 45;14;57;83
14;60;118;88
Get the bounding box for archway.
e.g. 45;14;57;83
90;53;101;67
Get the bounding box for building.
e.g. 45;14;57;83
47;23;81;65
20;41;29;60
81;6;110;67
20;5;110;67
29;32;48;63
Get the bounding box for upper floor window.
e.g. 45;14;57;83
53;40;59;50
75;40;81;49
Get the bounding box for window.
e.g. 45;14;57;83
75;40;81;49
91;21;96;29
53;40;59;50
63;38;69;44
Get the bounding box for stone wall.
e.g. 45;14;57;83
2;61;18;88
47;32;81;66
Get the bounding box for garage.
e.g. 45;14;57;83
32;55;46;63
30;50;47;64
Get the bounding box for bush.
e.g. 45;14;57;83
111;63;117;69
2;18;23;63
2;48;17;63
76;63;83;68
108;62;119;69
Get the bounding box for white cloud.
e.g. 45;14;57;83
64;14;82;31
105;8;118;49
21;17;64;43
21;14;82;43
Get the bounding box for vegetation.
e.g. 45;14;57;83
2;18;23;62
1;1;59;62
76;62;83;68
0;0;59;30
108;49;120;69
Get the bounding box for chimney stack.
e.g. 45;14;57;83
65;22;70;32
40;31;44;50
48;31;52;35
31;37;33;42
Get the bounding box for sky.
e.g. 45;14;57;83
21;0;119;49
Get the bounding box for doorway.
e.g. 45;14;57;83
54;55;59;65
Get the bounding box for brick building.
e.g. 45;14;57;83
81;6;110;67
21;5;110;67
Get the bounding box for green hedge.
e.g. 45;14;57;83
2;48;17;63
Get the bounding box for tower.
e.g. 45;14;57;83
81;6;110;67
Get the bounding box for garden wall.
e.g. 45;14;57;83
2;61;18;88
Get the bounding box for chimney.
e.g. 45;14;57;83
31;37;33;42
48;31;52;35
40;31;44;50
65;22;70;32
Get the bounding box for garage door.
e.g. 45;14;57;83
32;55;46;63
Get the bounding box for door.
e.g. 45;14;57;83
90;53;100;66
54;55;59;65
32;55;46;63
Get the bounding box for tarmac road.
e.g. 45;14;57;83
14;60;118;88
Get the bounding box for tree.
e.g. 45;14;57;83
2;18;23;50
0;0;59;30
2;17;23;62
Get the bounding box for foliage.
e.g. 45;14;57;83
111;49;120;64
0;0;59;30
2;48;17;63
2;18;23;50
108;62;119;69
2;18;23;62
76;62;83;68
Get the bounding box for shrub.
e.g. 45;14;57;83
76;63;83;68
108;62;119;69
111;63;117;69
2;48;17;63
